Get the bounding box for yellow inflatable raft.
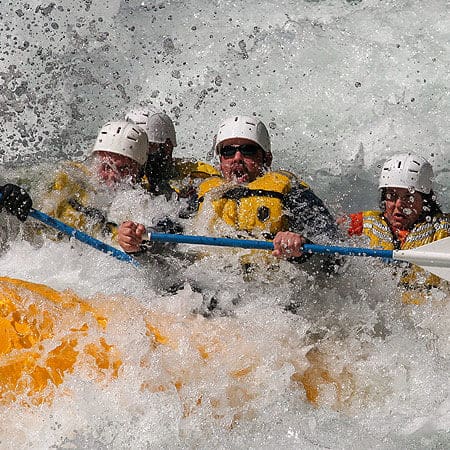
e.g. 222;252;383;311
0;277;121;405
0;276;355;417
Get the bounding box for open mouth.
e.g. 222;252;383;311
392;213;408;226
231;167;248;182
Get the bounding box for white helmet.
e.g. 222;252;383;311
125;109;177;147
214;115;271;155
92;121;148;166
378;153;434;194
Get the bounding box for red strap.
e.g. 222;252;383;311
347;212;363;236
395;229;409;245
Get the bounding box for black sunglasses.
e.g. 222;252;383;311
219;144;262;158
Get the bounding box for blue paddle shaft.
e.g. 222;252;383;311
0;191;136;265
149;232;394;259
29;209;138;265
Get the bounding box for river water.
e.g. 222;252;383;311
0;0;449;448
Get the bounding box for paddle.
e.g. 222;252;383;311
0;190;138;265
147;231;450;282
29;209;139;266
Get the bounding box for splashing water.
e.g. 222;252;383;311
0;0;449;448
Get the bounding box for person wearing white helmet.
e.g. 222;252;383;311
117;108;221;253
125;108;218;197
39;121;149;240
345;153;447;247
126;109;177;149
119;115;337;266
342;153;450;303
199;115;337;261
91;121;148;186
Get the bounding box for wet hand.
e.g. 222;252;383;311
118;221;146;253
0;184;33;222
272;231;305;259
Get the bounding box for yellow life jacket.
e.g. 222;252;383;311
361;210;450;250
170;159;220;198
39;162;117;240
197;171;307;237
361;210;450;303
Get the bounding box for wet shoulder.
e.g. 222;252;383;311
271;169;310;191
51;161;92;192
431;212;450;237
173;158;220;180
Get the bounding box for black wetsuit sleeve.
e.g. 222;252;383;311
178;192;200;219
283;185;340;270
284;185;338;241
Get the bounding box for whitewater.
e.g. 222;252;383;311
0;0;449;448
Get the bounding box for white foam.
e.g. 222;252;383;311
0;0;449;447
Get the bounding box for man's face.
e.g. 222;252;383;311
218;138;267;184
383;187;424;231
94;151;141;186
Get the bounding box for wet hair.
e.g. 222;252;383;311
379;188;442;222
419;190;443;218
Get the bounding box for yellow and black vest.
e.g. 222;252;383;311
197;171;308;237
170;159;220;198
360;210;450;303
39;162;117;239
360;210;450;250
